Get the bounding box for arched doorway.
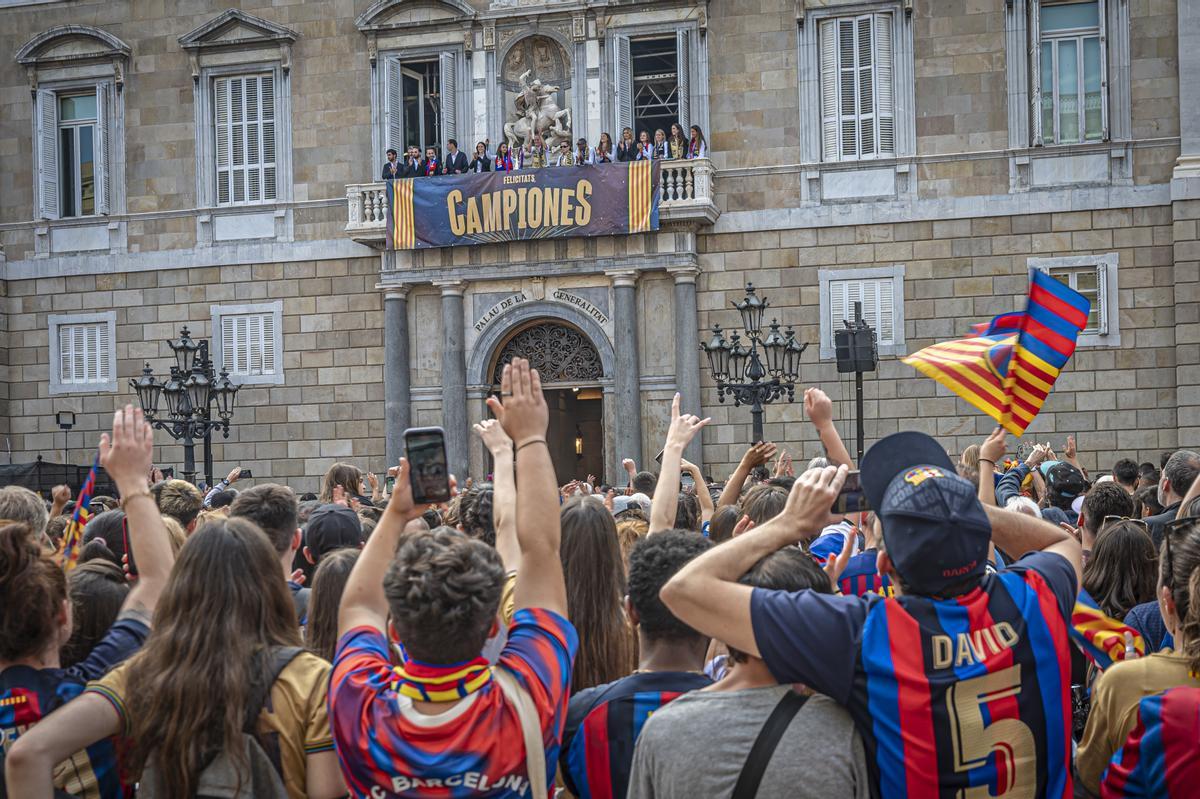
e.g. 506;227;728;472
488;320;605;483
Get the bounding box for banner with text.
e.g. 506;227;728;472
386;161;660;250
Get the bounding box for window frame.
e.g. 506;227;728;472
818;12;895;163
1033;0;1107;146
212;72;278;207
817;264;907;359
210;301;285;385
48;311;117;395
607;20;703;146
32;79;119;221
1028;253;1120;348
57;92;98;218
374;46;463;167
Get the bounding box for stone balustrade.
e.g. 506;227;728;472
345;158;718;246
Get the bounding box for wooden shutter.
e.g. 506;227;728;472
260;312;277;374
96;321;111;381
829;280;848;347
856;16;875;156
874;14;894;156
1094;262;1108;335
385;58;403;153
614;34;633;134
819;21;839;161
439;52;457;151
838;18;857;159
58;322;109;384
215;77;231;205
875;279;895;344
676;29;691;131
221;315;238;373
246;76;262;203
222;312;276;375
37;89;59;220
94;83;111;214
261;73;276;201
831;279;894;345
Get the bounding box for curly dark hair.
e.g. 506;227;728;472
627;530;710;641
632;471;657;495
459;482;497;547
1081;482;1134;537
384;526;505;664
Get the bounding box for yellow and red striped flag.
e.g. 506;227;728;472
57;453;99;572
902;270;1090;435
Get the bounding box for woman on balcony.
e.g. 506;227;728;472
494;141;515;172
596;132;614;164
669;123;687;160
686;125;708;159
652;129;670;160
617;127;637;162
469;141;491;173
635;130;654;161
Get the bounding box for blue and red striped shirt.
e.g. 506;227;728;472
1101;687;1200;798
329;608;577;798
751;551;1076;799
837;549;893;598
560;670;711;799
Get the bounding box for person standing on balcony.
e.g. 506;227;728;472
574;138;595;165
470;141;491;173
617;127;637;162
494;141;515;172
381;148;402;180
443;139;469;175
686;126;707;160
636;131;654;161
420;147;440;178
554;140;574;167
519;133;549;170
653;129;670;160
669;124;687;160
596;133;614;164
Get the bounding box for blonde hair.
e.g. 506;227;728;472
153;480;204;528
616;518;648;573
161;516;188;555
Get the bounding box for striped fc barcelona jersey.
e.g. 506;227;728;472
1101;687;1200;798
560;670;712;799
751;550;1076;799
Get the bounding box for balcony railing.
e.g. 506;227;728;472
345;157;719;247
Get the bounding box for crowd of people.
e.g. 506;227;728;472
380;123;708;178
2;358;1199;798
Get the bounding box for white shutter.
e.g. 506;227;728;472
246;77;261;203
876;279;895;345
215;77;231;205
260;312;277;374
37;89;60;220
819;21;839;161
874;14;894;156
829;281;847;346
856;16;875;156
385;58;403;152
96;321;111;381
221;315;237;373
614;35;633;134
261;73;277;202
94;83;111;214
235;317;250;373
439;52;457;152
676;29;691;131
838;18;857;159
1094;263;1109;335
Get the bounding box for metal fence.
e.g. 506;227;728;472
0;457;117;500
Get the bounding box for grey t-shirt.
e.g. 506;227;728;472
627;686;870;799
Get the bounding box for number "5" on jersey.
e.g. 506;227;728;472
947;665;1037;799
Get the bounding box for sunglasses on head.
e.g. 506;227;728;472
1101;515;1149;530
1161;516;1200;588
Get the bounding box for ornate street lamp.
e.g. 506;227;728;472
130;328;239;485
700;283;808;444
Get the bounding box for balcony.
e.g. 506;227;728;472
345;158;719;248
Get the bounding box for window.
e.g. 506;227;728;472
49;312;117;394
819;13;894;162
34;84;114;219
211;302;284;385
383;53;456;155
1037;1;1104;145
214;74;276;205
613;29;693;138
1028;253;1118;345
818;265;906;358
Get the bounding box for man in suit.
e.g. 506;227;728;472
1146;450;1200;546
381;148;402;180
442;139;469;175
401;145;421;177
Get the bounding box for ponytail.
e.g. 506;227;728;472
1183;566;1200;675
0;522;67;661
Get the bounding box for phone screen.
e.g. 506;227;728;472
654;449;665;464
405;427;451;504
831;470;870;515
386;475;396;493
680;473;695;489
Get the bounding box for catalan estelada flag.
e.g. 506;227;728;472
626;159;658;233
1070;588;1145;670
902;269;1090;435
385;179;416;250
57;453;99;572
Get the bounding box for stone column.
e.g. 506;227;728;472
383;285;412;468
435;280;470;479
668;266;703;469
1173;0;1200;450
607;270;643;481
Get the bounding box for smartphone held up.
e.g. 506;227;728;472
832;470;870;515
404;426;451;505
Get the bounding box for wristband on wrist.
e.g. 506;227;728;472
121;490;154;506
516;437;547;452
978;458;995;466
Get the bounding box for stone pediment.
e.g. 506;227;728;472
178;9;299;51
356;0;476;31
16;25;131;67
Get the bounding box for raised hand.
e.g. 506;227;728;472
732;514;756;538
473;417;513;455
779;464;850;541
99;405;155;496
740;441;778;469
622;458;637;474
980;427;1007;464
384;458;443;523
822;527;856;591
332;484;350;508
804;387;834;428
487;358;549;445
665;393;710;453
51;484;71;505
226;466;242;484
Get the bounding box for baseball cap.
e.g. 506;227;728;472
305;504;363;562
1040;461;1086;504
611;493;651;516
861;431;992;595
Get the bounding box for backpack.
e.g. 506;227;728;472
138;647;303;799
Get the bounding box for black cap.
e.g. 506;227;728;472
305;504;363;563
1042;461;1086;504
861;432;991;595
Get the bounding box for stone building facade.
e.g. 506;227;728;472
0;0;1196;490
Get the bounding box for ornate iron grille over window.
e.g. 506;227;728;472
492;322;603;384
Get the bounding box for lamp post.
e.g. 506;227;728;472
130;326;239;486
700;283;808;445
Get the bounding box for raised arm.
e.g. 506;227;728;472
101;406;174;618
717;441;777;509
683;458;714;525
338;458;431;637
488;358;567;616
984;503;1082;587
661;465;849;657
976;427;1007;508
474;418;519;570
649;394;710;534
805;387;855;468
